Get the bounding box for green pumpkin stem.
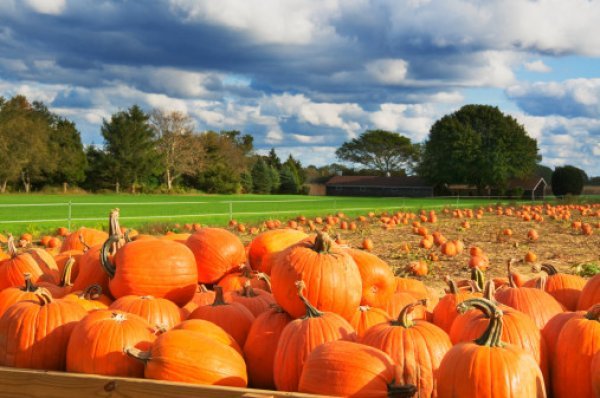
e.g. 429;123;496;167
295;280;322;318
313;232;332;254
457;298;504;347
392;299;427;328
470;267;485;291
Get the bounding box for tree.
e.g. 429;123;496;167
151;109;204;191
335;130;417;175
251;158;273;194
279;164;301;193
269;165;281;193
419;105;540;192
47;118;87;191
101;105;158;192
535;164;553;184
552;165;585;196
82;145;114;192
266;148;282;170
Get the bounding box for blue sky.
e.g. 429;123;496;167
0;0;599;176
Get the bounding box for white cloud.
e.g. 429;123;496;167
524;60;551;73
370;103;444;142
291;134;326;144
366;59;409;85
25;0;66;15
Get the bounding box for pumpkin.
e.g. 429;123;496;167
53;250;83;280
0;273;42;317
350;306;391;339
126;329;247;387
525;251;537;263
229;282;276;317
344;248;395;309
495;261;564;329
159;233;190;244
437;298;546;397
110;295;184;331
173;319;242;355
385;291;428;320
299;341;417;398
101;236;198;306
273;281;356;392
70;244;110;294
62;284;112;311
66;310;156;377
37;256;75;298
270;232;362;321
243;305;293;389
0;235;59;289
552;304;600;398
541;311;580;363
362;300;451;397
181;284;216;318
592;352;600;398
433;277;480;333
0;289;87;370
189;286;255;346
524;264;586;310
247;229;308;274
185;228;246;284
60;227;108;253
577;273;600;311
217;264;271;293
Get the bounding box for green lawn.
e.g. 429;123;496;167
0;193;597;236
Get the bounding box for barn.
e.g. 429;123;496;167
325;175;434;197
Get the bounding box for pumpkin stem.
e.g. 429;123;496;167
241;281;258;297
392;299;427;328
482;280;496;302
7;234;17;257
198;284;209;293
82;284;103;300
536;273;548;291
108;208;125;253
540;263;558;276
387;384;417;398
444;276;458;294
456;298;504;347
59;257;75;288
35;288;54;306
295;280;323;318
470;267;485;291
211;286;228;306
507;259;518;288
256;272;272;292
125;347;151;364
100;234;120;278
313;232;333;254
21;273;39;292
78;233;91;252
584;304;600;321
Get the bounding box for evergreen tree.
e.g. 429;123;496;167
251;158;273;193
279;164;300;193
240;171;253;193
269;165;281;193
266;148;282;170
47;118;87;190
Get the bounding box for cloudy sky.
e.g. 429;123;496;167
1;0;599;176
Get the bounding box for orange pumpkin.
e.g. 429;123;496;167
110;295;184;331
181;284;216;318
432;277;480;333
173;319;242;355
0;273;42;317
247;229;308;275
345;248;395;309
229;282;275;317
0;235;59;289
217;264;271;293
66;310;156;377
577;273;600;311
62;284;112;312
524;264;586;311
36;256;76;298
60;227;108;253
350;305;392;339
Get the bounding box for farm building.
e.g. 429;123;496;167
447;176;548;200
325;175;434;197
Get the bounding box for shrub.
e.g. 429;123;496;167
551;165;585;196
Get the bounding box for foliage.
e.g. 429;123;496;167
574;262;600;278
419;104;540;191
552;165;585;196
251;158;273;194
336;130;417;174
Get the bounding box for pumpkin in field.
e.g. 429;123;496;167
36;257;76;298
244;306;293;389
437;298;546;397
0;273;42;317
385;291;428;320
523;264;586;310
592;352;600;398
299;341;417;398
185;228;246;284
60;227;108;253
345;248;395;309
110;295;184;331
62;284;112;312
0;289;87;370
0;235;59;290
247;229;308;274
577;273;600;311
271;233;362;321
229;282;276;317
361;300;451;397
541;311;579;362
53;250;83;280
174;319;242;355
217;264;271;293
273;281;356;392
552;304;600;398
66;310;156;377
126;329;247;387
189;286;255;347
101;236;198;306
350;306;391;338
181;285;216;318
432;277;480;333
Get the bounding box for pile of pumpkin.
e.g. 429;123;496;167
0;209;599;398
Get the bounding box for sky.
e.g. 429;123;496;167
0;0;599;176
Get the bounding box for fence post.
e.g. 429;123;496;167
67;201;72;231
228;202;233;221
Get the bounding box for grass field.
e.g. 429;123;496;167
0;193;598;235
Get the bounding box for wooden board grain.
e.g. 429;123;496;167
0;367;331;398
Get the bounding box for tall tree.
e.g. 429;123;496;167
47;118;87;191
151;109;204;191
552;165;586;196
251;158;273;194
82;146;114;192
101;105;158;192
266;148;282;170
419;105;540;192
335;130;417;175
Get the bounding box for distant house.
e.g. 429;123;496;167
447;176;548;200
325;176;434;197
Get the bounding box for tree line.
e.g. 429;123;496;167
0;95;595;195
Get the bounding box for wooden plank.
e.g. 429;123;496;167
0;367;332;398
